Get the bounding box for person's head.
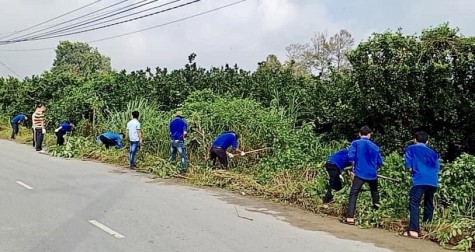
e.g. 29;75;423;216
36;103;45;112
359;126;372;138
414;131;429;144
228;131;239;139
131;111;139;119
119;133;125;139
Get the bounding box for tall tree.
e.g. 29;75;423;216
286;29;354;75
52;41;111;78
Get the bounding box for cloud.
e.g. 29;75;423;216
1;0;475;77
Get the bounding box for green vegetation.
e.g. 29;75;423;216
1;24;475;250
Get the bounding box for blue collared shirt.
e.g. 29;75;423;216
11;114;27;124
212;132;238;150
404;143;439;187
60;121;72;132
348;137;383;180
328;149;352;171
169;116;188;141
97;132;123;149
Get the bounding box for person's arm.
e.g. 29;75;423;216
54;126;63;133
348;142;357;167
376;149;384;169
404;148;413;175
183;120;188;138
138;129;143;145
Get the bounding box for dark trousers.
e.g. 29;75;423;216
55;130;66;145
409;185;437;232
32;128;35;147
323;162;342;203
11;123;19;139
99;135;115;149
347;176;379;218
209;147;228;168
34;128;44;151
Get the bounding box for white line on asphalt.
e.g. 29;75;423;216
15;181;34;190
88;220;125;239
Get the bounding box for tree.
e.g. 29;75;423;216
51;41;111;78
286;29;354;75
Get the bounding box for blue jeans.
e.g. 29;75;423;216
169;140;188;170
129;141;140;167
409;185;437;232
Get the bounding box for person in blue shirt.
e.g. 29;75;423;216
96;131;124;149
401;131;440;239
54;121;74;145
10;113;27;139
169;112;188;172
209;131;246;168
344;126;383;225
323;149;352;204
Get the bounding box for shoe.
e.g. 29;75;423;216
130;166;136;170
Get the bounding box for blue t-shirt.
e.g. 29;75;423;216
212;132;238;150
404;143;440;187
169;116;188;140
348;137;383;180
60;121;72;132
101;132;123;148
11;114;26;124
328;149;352;171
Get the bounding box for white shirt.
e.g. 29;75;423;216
127;119;141;142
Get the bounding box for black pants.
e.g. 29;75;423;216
409;185;437;232
323;162;342;203
34;128;44;151
32;128;35;147
99;135;116;149
347;176;379;218
209;147;228;168
11;123;19;139
56;130;66;145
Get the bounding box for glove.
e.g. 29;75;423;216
42;128;46;134
227;153;234;158
240;152;246;157
339;174;345;183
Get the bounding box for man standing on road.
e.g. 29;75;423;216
169;111;188;172
209;131;245;169
54;121;74;145
32;103;46;153
323;148;352;204
126;111;142;170
10;113;27;139
401;131;440;239
344;126;383;225
96;131;124;149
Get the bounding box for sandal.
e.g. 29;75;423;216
400;230;420;239
340;219;355;225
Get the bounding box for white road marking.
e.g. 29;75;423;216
88;220;125;239
15;181;34;190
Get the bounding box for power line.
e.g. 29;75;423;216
0;0;103;40
0;59;21;78
2;0;201;44
88;0;247;43
3;0;163;44
3;0;150;44
0;0;248;51
23;0;182;41
3;0;131;43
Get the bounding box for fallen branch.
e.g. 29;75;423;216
234;205;253;221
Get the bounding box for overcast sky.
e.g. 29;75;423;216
0;0;474;77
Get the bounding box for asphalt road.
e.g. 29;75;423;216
0;140;393;252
